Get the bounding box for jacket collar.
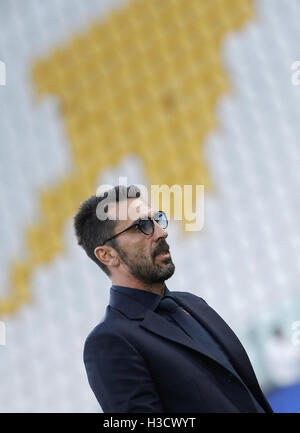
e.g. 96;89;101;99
109;285;162;319
109;286;251;378
110;284;168;314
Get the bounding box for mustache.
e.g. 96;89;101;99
152;240;170;258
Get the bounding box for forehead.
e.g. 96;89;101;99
108;198;154;227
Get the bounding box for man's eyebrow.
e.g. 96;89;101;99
128;210;158;225
139;211;158;220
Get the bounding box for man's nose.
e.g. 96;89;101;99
153;220;168;240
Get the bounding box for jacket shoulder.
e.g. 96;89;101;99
83;306;137;359
172;290;208;305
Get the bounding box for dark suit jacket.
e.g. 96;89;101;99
83;288;273;413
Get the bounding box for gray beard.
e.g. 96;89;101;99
116;246;175;285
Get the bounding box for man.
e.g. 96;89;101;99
74;185;273;413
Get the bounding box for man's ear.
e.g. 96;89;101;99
94;245;119;268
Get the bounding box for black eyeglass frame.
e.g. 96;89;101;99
102;211;168;245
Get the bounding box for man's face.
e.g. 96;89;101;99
108;198;175;284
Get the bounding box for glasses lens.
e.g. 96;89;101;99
138;212;168;235
138;218;154;235
155;211;168;229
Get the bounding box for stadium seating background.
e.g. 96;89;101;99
0;0;300;412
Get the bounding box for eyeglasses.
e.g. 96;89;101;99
102;211;168;245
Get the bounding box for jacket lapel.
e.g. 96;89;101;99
170;292;266;400
110;289;239;378
141;309;240;375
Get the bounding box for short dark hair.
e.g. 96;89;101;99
73;185;140;276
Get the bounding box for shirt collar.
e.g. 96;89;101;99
111;284;171;311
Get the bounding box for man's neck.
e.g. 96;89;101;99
111;276;166;296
